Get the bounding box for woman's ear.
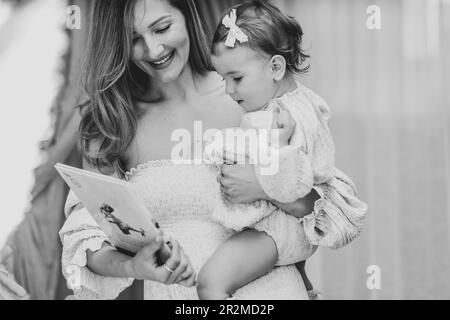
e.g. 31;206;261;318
270;55;287;81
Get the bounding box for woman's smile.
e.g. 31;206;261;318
149;50;175;69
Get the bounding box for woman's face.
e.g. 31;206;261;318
132;0;190;83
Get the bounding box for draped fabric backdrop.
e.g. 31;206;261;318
276;0;450;299
201;0;450;299
4;0;85;300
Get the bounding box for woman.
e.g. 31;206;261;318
60;0;366;299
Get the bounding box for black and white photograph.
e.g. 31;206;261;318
0;0;449;305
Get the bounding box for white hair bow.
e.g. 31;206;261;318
222;9;248;48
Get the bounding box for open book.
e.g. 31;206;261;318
55;163;163;255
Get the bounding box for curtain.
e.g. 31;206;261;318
0;0;72;300
272;0;450;299
199;0;450;299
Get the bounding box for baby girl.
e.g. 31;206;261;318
198;1;338;300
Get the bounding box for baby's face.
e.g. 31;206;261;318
211;43;278;112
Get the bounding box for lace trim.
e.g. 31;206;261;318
279;81;302;99
125;159;209;180
272;82;332;122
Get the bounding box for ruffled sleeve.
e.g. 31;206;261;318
291;85;367;248
254;83;335;204
301;168;368;249
59;190;134;300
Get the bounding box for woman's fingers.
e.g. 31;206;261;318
177;271;197;287
174;250;196;287
132;236;172;282
163;239;181;284
168;255;189;284
141;236;164;259
176;264;194;283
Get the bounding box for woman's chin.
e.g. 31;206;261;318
156;72;181;84
155;66;187;84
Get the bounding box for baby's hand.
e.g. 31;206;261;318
272;101;296;147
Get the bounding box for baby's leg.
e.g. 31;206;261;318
197;229;277;300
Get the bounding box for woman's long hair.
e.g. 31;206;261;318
79;0;213;175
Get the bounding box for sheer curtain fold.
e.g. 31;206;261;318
275;0;450;299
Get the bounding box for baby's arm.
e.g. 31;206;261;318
197;229;277;300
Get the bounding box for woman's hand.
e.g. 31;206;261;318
219;163;269;204
128;237;196;287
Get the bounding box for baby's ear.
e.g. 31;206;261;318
270;55;287;81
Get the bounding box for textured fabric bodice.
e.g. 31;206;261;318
125;160;308;300
126;161;233;273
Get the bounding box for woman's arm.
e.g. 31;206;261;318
60;159;196;299
85;243;134;279
86;237;195;286
76;159;193;283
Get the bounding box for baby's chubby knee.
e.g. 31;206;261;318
197;265;230;300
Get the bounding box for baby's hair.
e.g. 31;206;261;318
211;0;310;74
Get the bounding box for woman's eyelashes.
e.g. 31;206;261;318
132;24;171;42
154;24;171;34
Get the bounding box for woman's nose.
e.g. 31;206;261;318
143;34;164;60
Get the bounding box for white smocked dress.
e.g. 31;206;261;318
59;84;368;300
